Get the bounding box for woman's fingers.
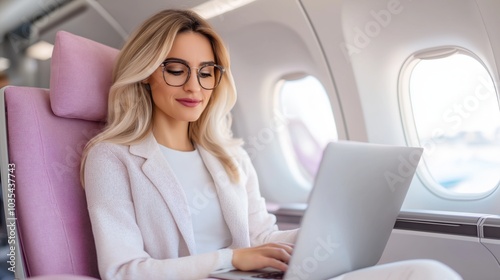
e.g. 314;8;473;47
264;257;288;272
265;246;292;264
232;243;294;272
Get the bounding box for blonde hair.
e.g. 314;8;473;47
81;9;242;185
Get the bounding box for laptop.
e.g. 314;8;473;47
210;141;423;280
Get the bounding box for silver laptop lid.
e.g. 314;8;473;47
285;141;423;280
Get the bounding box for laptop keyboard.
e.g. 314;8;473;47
251;271;284;279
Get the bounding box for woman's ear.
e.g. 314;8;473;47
142;78;151;92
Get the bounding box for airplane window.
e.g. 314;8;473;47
277;75;337;182
405;51;500;197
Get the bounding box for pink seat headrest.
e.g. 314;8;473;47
50;31;119;121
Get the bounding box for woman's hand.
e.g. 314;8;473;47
232;242;294;272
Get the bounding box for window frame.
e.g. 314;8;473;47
398;46;500;200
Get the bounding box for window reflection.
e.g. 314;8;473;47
278;75;337;182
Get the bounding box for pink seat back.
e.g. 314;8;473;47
1;31;119;278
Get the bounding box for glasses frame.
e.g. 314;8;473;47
160;58;225;90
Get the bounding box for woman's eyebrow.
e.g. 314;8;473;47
164;57;215;66
163;57;187;64
199;60;216;66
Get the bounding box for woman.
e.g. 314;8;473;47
81;9;296;280
81;9;462;280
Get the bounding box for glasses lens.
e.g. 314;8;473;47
162;61;224;90
198;65;223;90
162;62;189;87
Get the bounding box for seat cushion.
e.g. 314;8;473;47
5;86;101;277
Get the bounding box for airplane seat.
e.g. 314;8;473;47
0;31;119;279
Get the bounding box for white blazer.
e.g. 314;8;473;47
84;133;298;280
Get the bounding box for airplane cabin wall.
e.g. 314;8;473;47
286;2;500;277
302;0;500;214
476;0;500;101
208;0;351;203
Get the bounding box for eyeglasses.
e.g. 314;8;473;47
160;59;225;90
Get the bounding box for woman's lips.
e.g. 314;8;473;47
176;98;201;107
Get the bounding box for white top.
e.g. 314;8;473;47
160;145;232;254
